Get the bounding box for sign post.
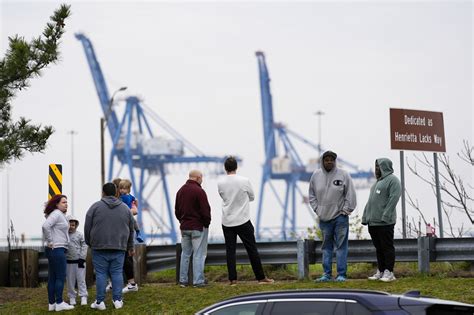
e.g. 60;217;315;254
399;150;406;238
389;108;446;238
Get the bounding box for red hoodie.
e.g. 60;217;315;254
174;180;211;231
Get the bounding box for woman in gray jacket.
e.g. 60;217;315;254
42;194;74;312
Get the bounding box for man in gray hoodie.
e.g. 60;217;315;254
308;150;357;282
84;183;135;310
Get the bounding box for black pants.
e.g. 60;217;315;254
368;224;395;272
222;220;265;281
123;253;134;281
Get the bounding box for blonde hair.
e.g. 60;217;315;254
119;179;132;191
112;177;122;187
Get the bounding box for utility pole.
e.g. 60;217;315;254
314;110;325;156
6;168;10;240
68;130;78;216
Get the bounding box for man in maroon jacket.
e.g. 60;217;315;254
175;170;211;287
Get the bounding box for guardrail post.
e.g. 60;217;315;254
297;239;308;280
418;236;434;273
133;244;147;285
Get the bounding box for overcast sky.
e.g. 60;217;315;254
1;0;472;244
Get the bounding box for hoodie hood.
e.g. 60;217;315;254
101;195;123;208
376;158;394;179
320;152;338;174
66;214;79;226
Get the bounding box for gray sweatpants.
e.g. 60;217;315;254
66;263;88;300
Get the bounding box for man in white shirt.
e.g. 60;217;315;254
217;156;274;286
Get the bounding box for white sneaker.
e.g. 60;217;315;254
69;298;76;306
113;300;124;309
380;269;396;282
80;296;88;306
105;282;112;292
122;283;138;293
55;302;74;311
368;270;383;280
48;303;55;311
90;301;106;310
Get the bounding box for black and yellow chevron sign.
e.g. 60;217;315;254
48;164;62;199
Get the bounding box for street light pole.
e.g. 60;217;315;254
68;130;78;216
314;110;325;156
6;168;10;240
101;86;127;186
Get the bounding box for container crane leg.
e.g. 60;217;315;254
256;174;268;241
159;164;177;243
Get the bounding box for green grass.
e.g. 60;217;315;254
1;263;473;314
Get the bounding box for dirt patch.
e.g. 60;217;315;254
0;287;42;305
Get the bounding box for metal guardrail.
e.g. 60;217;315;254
299;237;474;278
146;244;176;272
147;237;474;280
207;241;298;265
3;237;473;286
435;238;474;261
38;251;48;282
304;238;419;264
146;241;298;273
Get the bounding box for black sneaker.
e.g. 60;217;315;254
179;282;188;288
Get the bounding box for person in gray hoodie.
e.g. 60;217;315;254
308;150;357;282
66;215;88;306
362;158;401;282
84;183;135;310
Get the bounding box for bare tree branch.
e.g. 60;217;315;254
405;189;428;225
405;141;474;237
458;140;474;165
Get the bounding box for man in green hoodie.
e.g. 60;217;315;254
362;158;401;282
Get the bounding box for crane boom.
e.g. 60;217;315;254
256;51;277;160
75;33;119;138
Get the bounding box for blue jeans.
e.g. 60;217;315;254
92;250;125;303
45;247;67;304
319;214;349;277
179;228;208;285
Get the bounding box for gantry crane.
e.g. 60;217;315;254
255;51;374;240
76;33;228;243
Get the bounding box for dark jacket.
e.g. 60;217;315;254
175;179;211;231
84;196;135;251
362;158;401;226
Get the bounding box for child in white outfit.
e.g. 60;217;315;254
66;215;88;306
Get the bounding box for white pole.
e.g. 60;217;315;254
314;110;325;156
6;168;10;239
68;130;78;216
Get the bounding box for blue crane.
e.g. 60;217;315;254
255;51;374;240
76;33;228;243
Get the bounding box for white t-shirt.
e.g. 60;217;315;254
217;174;255;227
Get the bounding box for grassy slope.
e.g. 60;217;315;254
1;263;473;314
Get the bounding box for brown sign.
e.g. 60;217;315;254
390;108;446;152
